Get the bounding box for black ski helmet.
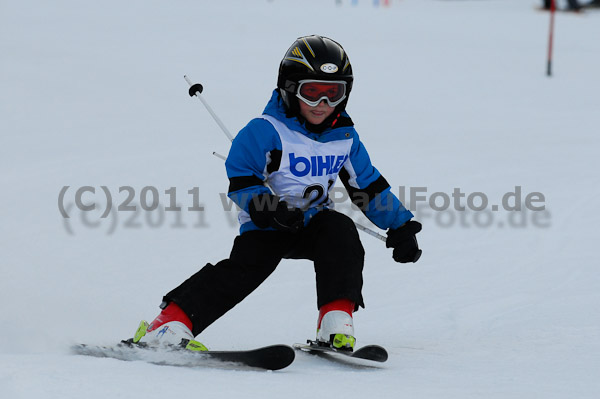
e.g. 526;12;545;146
277;35;353;118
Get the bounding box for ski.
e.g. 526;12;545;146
71;341;295;371
293;340;388;363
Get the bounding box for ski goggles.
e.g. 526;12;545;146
295;80;347;107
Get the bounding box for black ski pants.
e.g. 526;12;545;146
164;210;365;337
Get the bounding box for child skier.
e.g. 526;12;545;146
131;35;422;352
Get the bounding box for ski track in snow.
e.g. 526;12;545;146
1;0;599;398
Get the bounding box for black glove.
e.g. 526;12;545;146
248;194;304;233
386;221;422;263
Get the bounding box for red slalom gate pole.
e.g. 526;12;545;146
547;0;556;76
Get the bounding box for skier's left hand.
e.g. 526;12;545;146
386;221;422;263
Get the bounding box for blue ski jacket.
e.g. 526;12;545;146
225;90;413;234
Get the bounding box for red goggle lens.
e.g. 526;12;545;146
298;82;345;103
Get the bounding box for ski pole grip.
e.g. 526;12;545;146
188;83;204;97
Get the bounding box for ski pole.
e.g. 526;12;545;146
184;75;387;243
184;75;234;142
546;0;556;77
355;222;387;242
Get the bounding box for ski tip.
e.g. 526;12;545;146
247;344;295;371
353;345;388;362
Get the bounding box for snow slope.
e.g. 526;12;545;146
1;0;599;398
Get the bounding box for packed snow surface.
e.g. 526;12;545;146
1;0;599;398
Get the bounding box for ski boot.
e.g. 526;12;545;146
130;302;208;352
316;299;356;351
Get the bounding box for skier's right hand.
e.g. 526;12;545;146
248;194;304;233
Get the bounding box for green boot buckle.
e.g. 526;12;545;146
332;333;356;349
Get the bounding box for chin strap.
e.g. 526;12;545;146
331;113;341;128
